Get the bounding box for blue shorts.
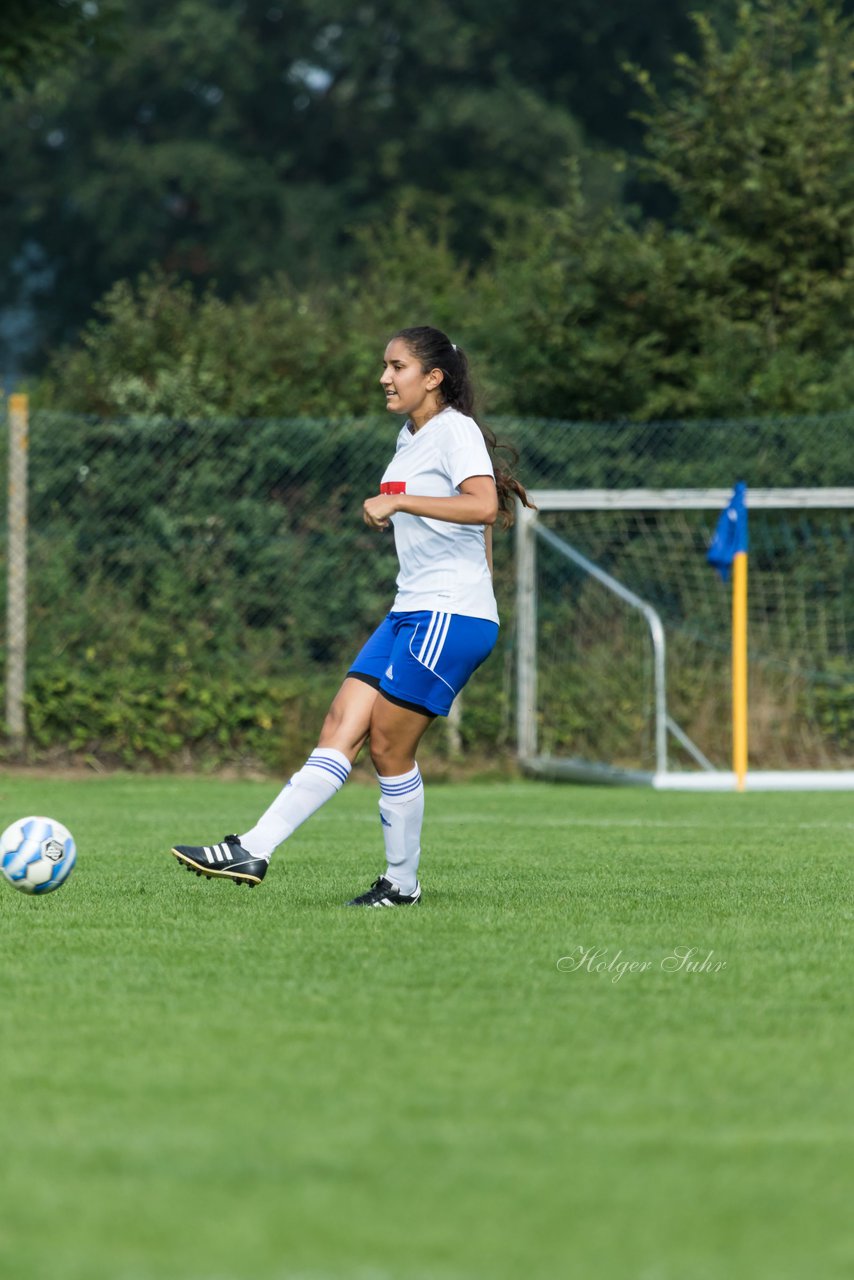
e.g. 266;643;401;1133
348;611;499;717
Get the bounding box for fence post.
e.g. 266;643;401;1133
6;393;28;753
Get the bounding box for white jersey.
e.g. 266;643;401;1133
380;406;499;624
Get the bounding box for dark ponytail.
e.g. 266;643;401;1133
392;325;535;528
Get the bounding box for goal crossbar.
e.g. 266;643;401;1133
528;487;854;510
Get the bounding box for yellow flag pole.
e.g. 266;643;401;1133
731;549;748;791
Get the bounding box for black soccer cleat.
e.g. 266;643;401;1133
345;875;422;907
171;835;268;887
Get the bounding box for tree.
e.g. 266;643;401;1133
1;0;727;376
475;0;854;419
0;0;120;98
38;210;479;417
40;1;854;424
0;0;590;373
635;0;854;412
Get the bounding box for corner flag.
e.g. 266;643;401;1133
707;481;748;581
708;482;749;790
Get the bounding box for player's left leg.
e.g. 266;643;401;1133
345;695;433;906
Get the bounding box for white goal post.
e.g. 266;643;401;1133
515;489;854;791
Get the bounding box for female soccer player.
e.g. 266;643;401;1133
171;325;532;905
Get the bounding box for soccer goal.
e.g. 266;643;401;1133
515;489;854;790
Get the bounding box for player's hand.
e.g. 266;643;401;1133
363;494;399;530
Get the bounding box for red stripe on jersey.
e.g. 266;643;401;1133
380;481;407;494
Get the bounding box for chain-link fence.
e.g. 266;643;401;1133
2;404;853;770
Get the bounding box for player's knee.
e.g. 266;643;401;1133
368;730;392;774
368;718;404;775
320;701;344;736
318;690;369;757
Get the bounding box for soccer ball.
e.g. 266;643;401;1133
0;816;77;895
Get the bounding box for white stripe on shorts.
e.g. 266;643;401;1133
417;611;441;663
419;611;449;669
423;611;452;670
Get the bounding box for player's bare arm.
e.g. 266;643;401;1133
363;475;498;530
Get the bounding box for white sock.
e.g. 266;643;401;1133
240;748;351;860
378;765;424;895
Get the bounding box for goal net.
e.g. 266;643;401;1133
515;489;854;790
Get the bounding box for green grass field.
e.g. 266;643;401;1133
1;772;852;1280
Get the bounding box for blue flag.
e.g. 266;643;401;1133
707;482;748;581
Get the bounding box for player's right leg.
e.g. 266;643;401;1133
170;676;378;885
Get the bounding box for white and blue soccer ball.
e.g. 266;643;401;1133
0;816;76;895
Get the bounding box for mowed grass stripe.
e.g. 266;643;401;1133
0;774;852;1280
